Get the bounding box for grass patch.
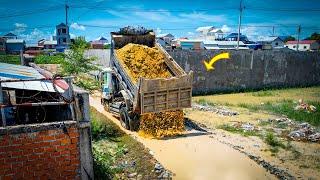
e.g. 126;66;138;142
217;124;260;137
236;100;320;127
251;90;278;97
0;55;20;65
90;107;157;179
194;98;216;106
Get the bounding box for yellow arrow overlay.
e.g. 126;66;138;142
203;52;230;71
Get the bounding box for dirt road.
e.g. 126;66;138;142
90;96;274;180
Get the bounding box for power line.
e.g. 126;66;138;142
0;5;63;19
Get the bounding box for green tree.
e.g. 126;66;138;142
283;36;296;42
62;37;97;75
305;32;320;42
62;37;100;92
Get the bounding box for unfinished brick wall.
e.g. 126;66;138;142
0;122;81;179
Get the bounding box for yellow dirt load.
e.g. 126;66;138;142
139;110;185;138
116;43;172;83
116;43;185;138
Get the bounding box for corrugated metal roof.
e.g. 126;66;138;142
44;40;57;45
286;40;317;45
0;63;63;92
6;39;25;43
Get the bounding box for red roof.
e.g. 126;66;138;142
286;40;317;44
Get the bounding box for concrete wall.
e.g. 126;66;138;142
168;49;320;94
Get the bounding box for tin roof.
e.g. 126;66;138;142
6;39;25;43
0;63;63;92
286;40;317;45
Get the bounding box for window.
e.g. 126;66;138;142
62;28;66;33
63;38;66;43
275;42;278;46
293;46;296;48
304;46;307;49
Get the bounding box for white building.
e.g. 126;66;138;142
285;40;319;51
156;33;175;47
203;40;249;50
196;26;225;40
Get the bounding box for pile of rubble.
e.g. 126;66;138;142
288;123;320;142
192;103;239;116
259;118;320;143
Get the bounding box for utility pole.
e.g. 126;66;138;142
65;2;69;26
237;0;244;50
296;25;301;51
272;26;275;36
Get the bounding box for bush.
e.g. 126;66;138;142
0;55;20;64
35;54;64;64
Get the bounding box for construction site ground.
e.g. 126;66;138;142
90;95;275;179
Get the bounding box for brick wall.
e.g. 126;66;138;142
0;121;81;179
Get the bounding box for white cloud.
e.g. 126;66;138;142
221;25;231;33
15;23;27;28
155;28;162;34
70;33;76;39
179;12;226;22
70;23;86;31
19;28;50;43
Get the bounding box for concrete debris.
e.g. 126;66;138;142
288;122;319;142
294;99;316;113
241;123;255;131
127;172;137;178
154;162;172;179
308;133;320;142
192;103;239;116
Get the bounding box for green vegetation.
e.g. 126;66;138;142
0;55;20;64
251;90;278;97
194;98;216;106
104;44;111;49
34;54;64;64
217;124;260;137
236;100;320;127
61;37;100;92
90;107;157;179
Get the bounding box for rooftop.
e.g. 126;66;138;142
286;40;317;45
196;26;215;32
6;39;25;43
0;63;64;92
44;40;57;45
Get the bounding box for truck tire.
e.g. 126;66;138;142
119;107;130;130
129;114;140;131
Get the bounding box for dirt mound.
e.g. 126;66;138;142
139;110;185;138
116;43;171;83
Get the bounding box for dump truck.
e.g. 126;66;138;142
101;27;193;131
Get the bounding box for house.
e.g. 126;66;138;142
95;36;109;44
225;33;249;42
43;40;57;51
203;40;249;50
257;36;284;49
180;39;204;50
285;40;319;51
0;37;6;54
171;37;188;48
1;32;17;40
156;33;175;46
196;26;225;40
5;39;25;54
90;41;104;49
55;23;70;52
25;44;43;56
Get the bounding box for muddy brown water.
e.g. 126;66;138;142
90;96;275;180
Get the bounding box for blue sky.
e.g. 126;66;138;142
0;0;319;44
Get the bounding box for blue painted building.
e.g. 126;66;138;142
55;23;70;52
5;39;25;54
224;33;249;42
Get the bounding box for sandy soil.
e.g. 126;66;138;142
89;95;275;180
186;108;320;179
